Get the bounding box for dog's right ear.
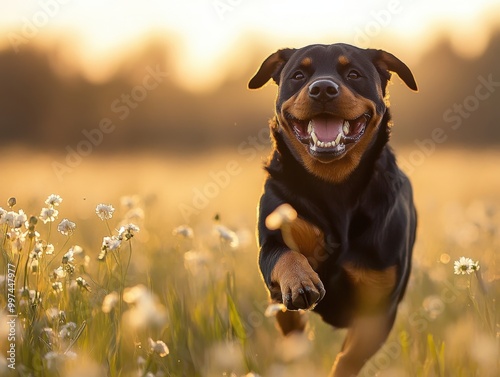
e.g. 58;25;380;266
248;48;296;89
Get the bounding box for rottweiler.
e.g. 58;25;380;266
248;43;418;376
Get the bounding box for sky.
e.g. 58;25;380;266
0;0;499;90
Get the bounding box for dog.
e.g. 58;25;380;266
248;43;418;377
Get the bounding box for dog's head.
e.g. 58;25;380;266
249;43;417;182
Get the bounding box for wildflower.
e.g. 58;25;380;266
45;243;55;255
62;248;75;264
264;303;286;317
53;266;66;279
75;277;91;292
52;281;63;293
39;207;59;224
95;203;115;220
118;223;140;240
58;322;77;340
0;207;6;220
45;194;63;207
102;291;119;313
57;219;76;236
265;203;297;230
14;210;27;228
148;338;169;357
454;256;480;275
215;224;239;248
172;225;194;239
1;211;16;227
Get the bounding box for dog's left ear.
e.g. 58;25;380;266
369;49;418;92
248;48;297;89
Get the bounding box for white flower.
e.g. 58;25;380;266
45;243;55;255
14;210;27;228
76;277;91;292
184;250;210;274
57;219;76;236
215;224;239;248
0;207;6;220
45;194;63;207
102;291;119;313
118;223;140;240
172;225;194;239
102;236;121;251
53;266;66;279
1;211;15;227
52;281;63;293
454;256;480;275
95;204;115;220
62;248;75;264
148;338;169;357
39;207;59;224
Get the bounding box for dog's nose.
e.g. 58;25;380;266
308;79;339;102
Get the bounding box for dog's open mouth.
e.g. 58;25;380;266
286;112;371;159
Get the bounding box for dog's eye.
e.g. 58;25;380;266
291;71;305;80
347;70;361;79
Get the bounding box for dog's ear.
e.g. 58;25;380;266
248;48;297;89
369;49;418;92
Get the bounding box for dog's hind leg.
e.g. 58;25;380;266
329;310;396;377
275;309;308;335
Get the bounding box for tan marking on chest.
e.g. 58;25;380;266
343;263;397;313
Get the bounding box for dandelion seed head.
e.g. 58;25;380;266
57;219;76;236
95;204;115;220
45;194;63;207
39;207;59;224
172;225;194;239
1;211;16;227
148;338;169;357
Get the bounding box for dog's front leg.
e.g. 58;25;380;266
268;249;326;311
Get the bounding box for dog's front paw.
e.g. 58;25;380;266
270;251;326;310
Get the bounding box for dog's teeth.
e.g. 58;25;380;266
343;121;350;134
311;131;318;144
307;121;313;134
335;133;342;145
325;142;332;147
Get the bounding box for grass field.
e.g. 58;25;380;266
0;146;499;377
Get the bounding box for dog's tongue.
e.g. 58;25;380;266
311;116;343;141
